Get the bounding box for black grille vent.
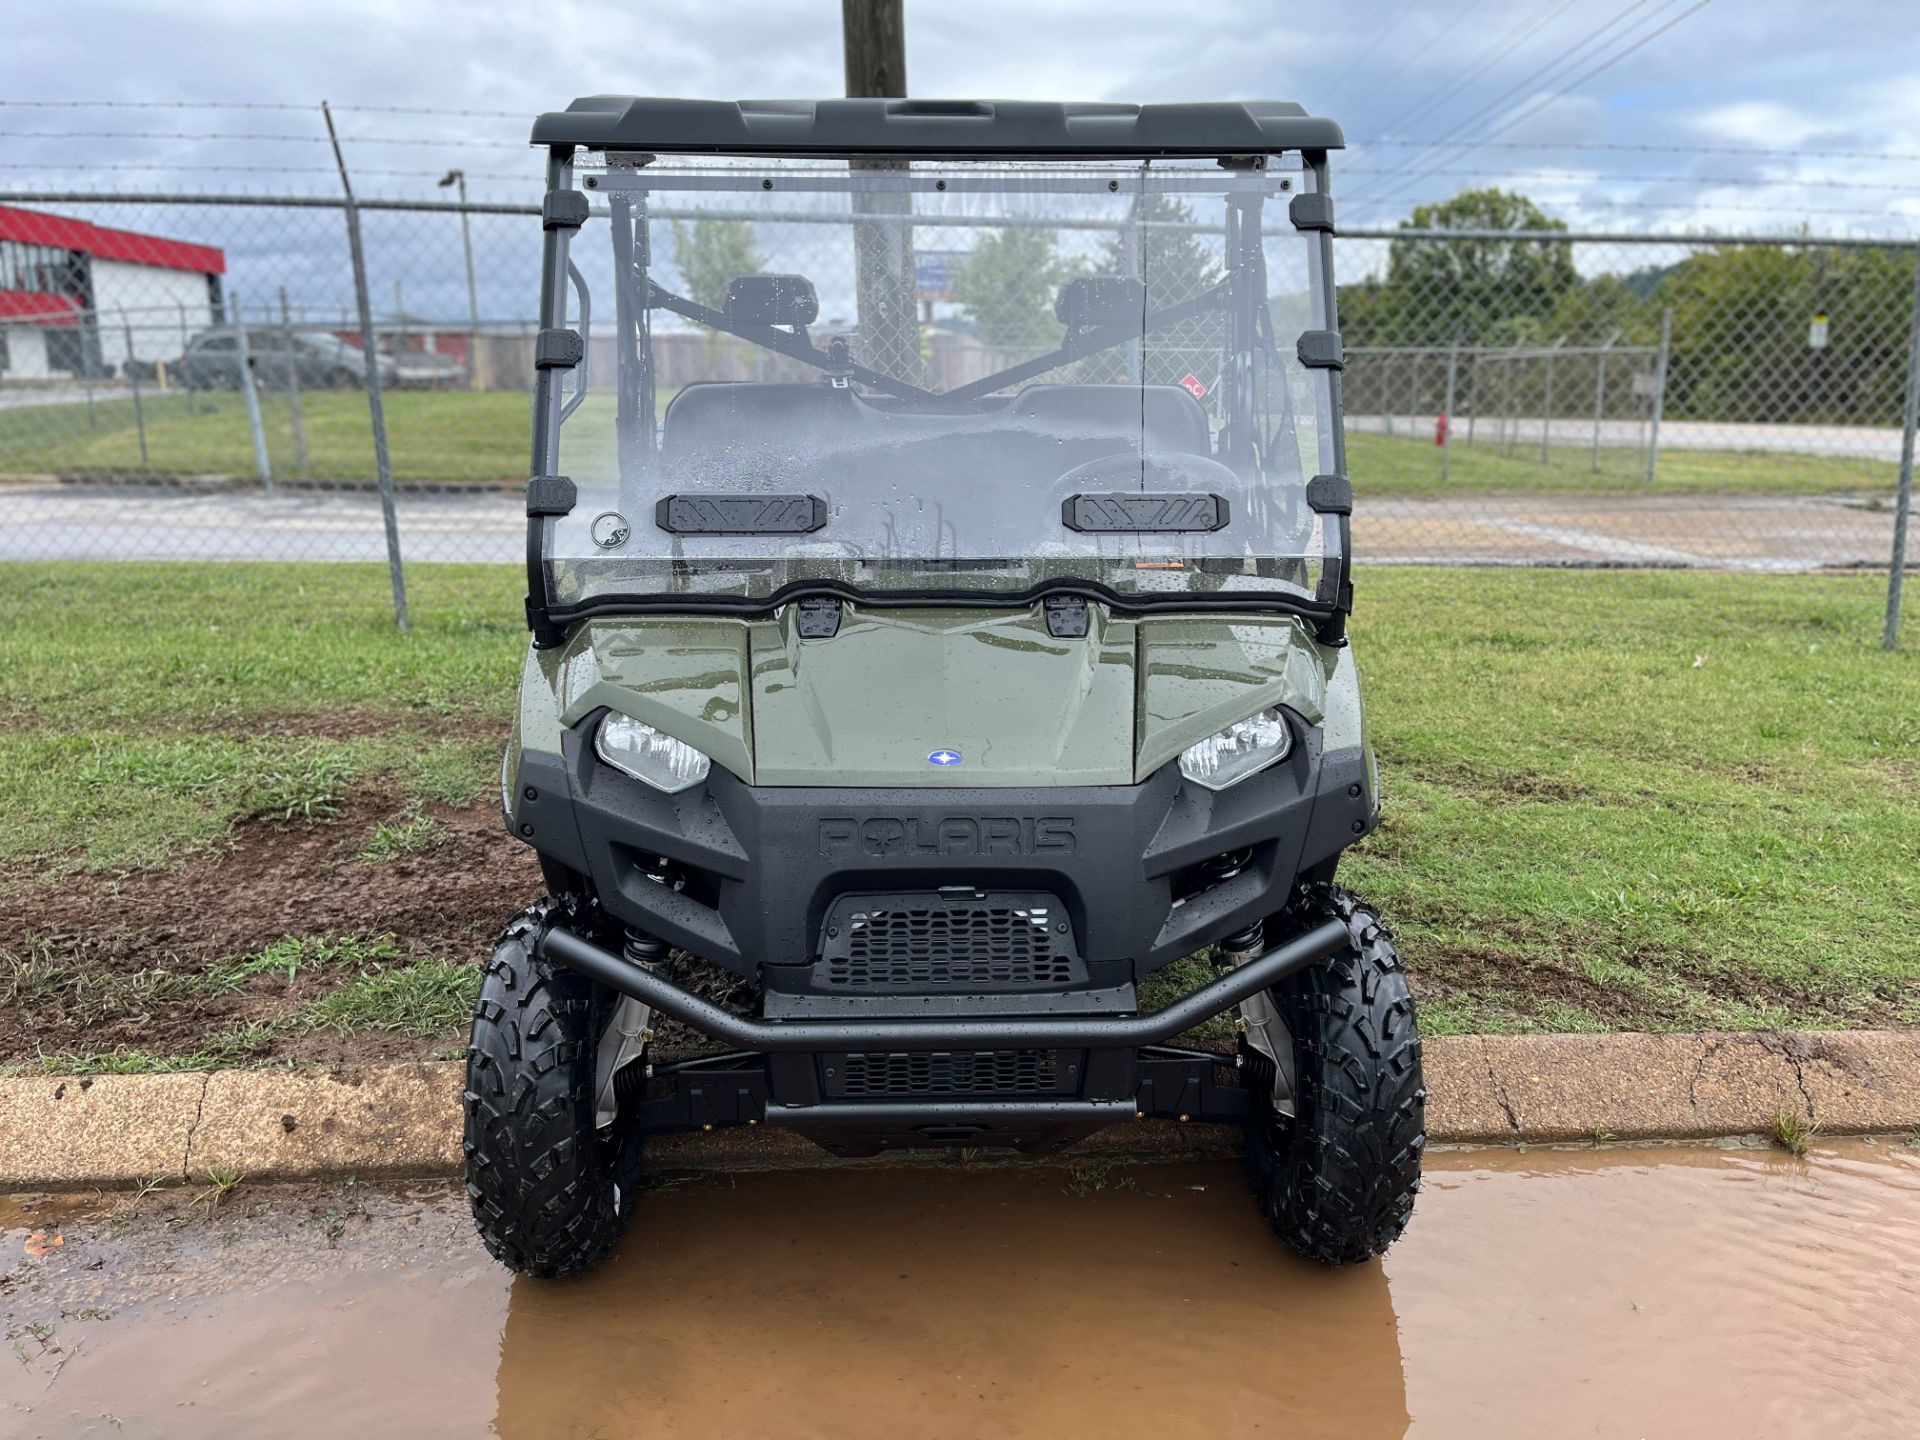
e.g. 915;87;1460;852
835;1050;1063;1097
827;899;1075;991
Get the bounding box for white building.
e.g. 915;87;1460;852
0;206;225;380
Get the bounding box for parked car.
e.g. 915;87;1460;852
383;346;465;389
165;327;463;391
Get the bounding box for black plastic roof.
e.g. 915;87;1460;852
529;98;1344;157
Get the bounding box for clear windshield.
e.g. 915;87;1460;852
541;155;1338;610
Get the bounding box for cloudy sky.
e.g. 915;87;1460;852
4;0;1917;322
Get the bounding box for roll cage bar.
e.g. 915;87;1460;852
523;135;1352;650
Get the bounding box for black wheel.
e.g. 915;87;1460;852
464;900;644;1278
1243;885;1425;1265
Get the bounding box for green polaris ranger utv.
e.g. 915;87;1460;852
467;95;1424;1277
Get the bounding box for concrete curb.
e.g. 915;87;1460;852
3;1030;1917;1190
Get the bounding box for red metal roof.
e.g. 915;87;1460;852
0;206;225;275
0;291;82;326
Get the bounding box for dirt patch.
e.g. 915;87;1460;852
1385;753;1599;806
0;789;540;1069
235;709;432;742
1405;940;1668;1029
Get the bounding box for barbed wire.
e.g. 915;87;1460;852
0;99;527;118
0;129;531;148
1341;195;1916;221
0;99;315;110
0;162;533;180
1350;137;1920;164
1341;168;1920;192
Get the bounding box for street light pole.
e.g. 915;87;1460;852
440;168;482;389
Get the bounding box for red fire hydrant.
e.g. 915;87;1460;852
1435;410;1449;447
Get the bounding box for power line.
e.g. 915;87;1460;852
1405;0;1662;159
1347;0;1664;203
1375;0;1580;138
1325;0;1427;99
1481;0;1715;144
1357;0;1716;208
1330;0;1499;115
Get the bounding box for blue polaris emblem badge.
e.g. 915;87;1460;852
927;749;963;767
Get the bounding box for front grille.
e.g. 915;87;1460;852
824;895;1078;991
831;1050;1065;1097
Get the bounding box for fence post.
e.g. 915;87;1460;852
1541;338;1564;465
1498;357;1514;453
1646;307;1673;485
230;290;274;493
1883;243;1920;650
279;287;309;476
121;313;149;469
1441;338;1460;485
1591;335;1614;474
323;101;410;632
1466;351;1477;446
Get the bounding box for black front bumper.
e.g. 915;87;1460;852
540;915;1351;1155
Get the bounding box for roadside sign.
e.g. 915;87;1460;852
915;250;967;301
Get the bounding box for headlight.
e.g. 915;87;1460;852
1178;708;1292;790
595;713;711;793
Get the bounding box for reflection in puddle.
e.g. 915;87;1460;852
494;1165;1408;1439
2;1140;1916;1438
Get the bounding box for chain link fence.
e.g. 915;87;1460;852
1;189;1913;638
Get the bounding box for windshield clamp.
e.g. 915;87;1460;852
1288;192;1335;233
1297;329;1345;371
526;473;578;517
1305;473;1352;516
535;328;584;370
542;189;589;231
796;597;842;639
1042;595;1090;639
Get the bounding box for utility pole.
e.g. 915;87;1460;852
842;0;907;95
439;168;483;390
842;0;920;382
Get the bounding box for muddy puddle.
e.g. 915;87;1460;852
3;1139;1918;1438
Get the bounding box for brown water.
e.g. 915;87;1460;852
3;1139;1918;1438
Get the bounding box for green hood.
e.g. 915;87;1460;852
542;604;1330;787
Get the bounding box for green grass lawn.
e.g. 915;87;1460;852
0;389;534;485
1;563;1914;1071
0;386;1901;498
1348;431;1901;499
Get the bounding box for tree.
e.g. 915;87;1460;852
1544;274;1659;347
955;227;1080;351
1376;188;1578;345
1099;192;1224;306
669;218;765;312
1659;243;1912;425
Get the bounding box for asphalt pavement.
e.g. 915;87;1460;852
0;481;1901;570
